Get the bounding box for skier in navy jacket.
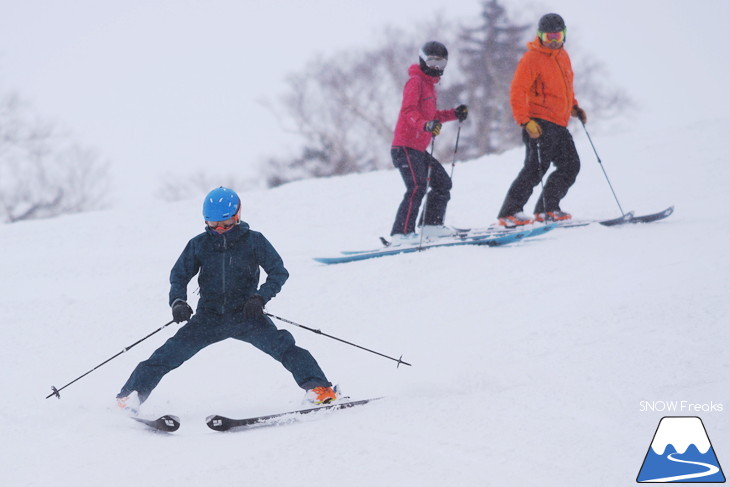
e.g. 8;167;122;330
116;187;338;414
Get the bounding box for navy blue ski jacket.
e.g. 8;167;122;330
169;222;289;314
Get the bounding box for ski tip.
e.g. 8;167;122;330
159;415;181;432
206;415;232;432
131;414;180;432
628;205;674;224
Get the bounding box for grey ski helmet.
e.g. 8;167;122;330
419;41;448;77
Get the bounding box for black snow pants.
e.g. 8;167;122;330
498;119;580;217
390;146;452;236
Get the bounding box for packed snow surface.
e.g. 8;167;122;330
2;120;728;486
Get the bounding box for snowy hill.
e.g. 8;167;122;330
2;119;729;486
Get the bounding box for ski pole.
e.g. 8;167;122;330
581;121;626;215
46;319;176;399
418;137;436;250
265;312;412;368
449;122;462;179
535;140;550;221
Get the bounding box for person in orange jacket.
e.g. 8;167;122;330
496;13;587;227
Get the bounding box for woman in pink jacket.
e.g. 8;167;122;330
389;41;467;243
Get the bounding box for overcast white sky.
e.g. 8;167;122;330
1;0;728;208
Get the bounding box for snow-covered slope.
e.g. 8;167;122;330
2;119;728;486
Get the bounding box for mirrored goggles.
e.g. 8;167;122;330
206;216;238;232
539;30;565;43
208;221;236;231
422;55;447;70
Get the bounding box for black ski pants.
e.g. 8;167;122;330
498;119;580;217
390;146;452;235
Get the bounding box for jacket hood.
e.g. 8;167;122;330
408;64;440;84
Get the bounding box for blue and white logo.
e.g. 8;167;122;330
637;416;725;483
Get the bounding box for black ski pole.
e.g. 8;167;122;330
449;122;462;179
418;137;436;250
265;312;412;368
46;319;176;399
535;140;550;221
581;121;626;216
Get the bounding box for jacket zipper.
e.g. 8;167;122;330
555;52;572;116
221;234;227;313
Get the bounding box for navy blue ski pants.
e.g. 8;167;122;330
390;146;452;235
498;119;580;217
118;311;331;403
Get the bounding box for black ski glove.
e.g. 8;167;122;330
455;104;468;122
571;105;587;124
171;300;193;323
243;295;265;320
424;120;442;136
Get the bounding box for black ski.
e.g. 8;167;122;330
597;212;634;226
131;414;180;432
629;205;674;224
542;211;633;228
206;397;381;432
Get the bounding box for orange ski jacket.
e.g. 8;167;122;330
510;37;578;128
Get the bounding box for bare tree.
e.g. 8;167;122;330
571;56;633;122
262;27;424;187
0;94;110;223
454;0;532;157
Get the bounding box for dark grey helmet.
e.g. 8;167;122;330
538;13;566;33
419;41;448;77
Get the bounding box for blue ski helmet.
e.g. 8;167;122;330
203;187;240;221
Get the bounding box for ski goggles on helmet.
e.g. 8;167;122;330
420;53;448;71
539;29;566;43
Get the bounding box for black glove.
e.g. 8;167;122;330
455;104;468;122
171;300;193;323
243;295;265;320
571;105;587;124
423;120;442;136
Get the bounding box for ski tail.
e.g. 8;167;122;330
131;414;180;432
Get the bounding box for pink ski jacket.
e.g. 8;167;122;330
392;64;457;151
